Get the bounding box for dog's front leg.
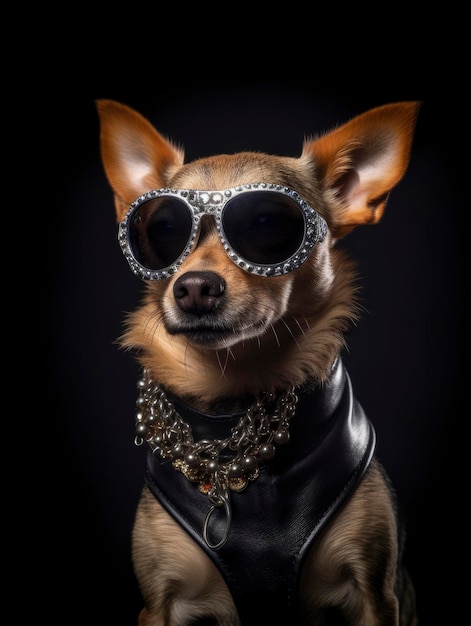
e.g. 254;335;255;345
299;461;414;626
132;487;240;626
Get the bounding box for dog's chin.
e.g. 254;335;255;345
166;321;269;350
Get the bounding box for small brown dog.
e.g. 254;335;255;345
97;99;420;625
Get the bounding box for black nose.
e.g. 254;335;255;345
173;271;225;316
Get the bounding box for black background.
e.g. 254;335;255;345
42;33;464;625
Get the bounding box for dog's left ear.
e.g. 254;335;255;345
303;102;421;238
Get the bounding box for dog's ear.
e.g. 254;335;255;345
303;102;421;238
96;100;185;222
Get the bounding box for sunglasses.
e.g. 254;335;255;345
118;183;329;280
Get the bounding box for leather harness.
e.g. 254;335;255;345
144;358;375;623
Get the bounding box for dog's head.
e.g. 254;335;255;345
97;100;419;407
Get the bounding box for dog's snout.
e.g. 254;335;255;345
173;272;225;316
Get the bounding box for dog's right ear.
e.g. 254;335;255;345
96;100;185;222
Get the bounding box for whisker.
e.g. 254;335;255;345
217;348;236;378
293;315;310;337
144;308;163;343
269;323;281;348
276;316;301;350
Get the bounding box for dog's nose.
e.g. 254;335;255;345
173;271;225;316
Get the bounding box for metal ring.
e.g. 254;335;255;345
202;496;232;550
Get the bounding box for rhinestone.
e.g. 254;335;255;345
229;477;248;492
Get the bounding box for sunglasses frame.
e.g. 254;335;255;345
118;182;329;280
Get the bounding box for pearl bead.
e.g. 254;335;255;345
185;452;199;467
172;444;185;458
275;429;290;445
259;444;276;460
228;463;243;477
135;423;148;437
207;460;219;473
241;455;257;472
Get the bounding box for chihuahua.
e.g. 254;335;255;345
96;99;420;625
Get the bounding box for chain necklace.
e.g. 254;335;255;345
134;368;299;549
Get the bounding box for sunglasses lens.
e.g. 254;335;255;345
222;191;306;265
128;197;193;270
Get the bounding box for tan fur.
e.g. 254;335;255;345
97;99;420;624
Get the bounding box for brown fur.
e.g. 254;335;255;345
97;99;420;625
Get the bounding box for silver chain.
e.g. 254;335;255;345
134;368;298;549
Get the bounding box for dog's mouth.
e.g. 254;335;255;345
161;270;291;348
165;318;270;348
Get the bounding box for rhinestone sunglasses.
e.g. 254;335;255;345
118;183;329;280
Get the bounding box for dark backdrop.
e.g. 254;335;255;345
45;71;463;624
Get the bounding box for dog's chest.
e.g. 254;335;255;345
143;359;375;622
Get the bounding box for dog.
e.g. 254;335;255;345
96;98;420;625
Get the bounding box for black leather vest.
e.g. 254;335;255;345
144;358;375;623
